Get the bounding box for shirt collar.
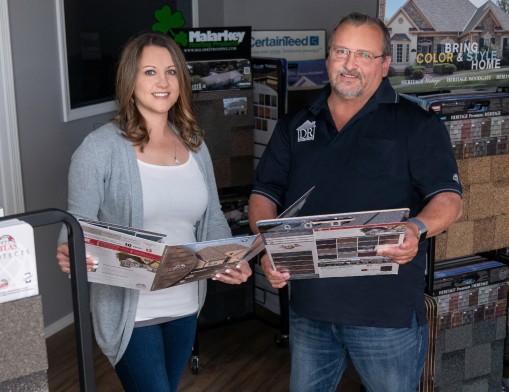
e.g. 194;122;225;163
375;77;399;104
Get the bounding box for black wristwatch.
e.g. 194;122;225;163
408;217;428;244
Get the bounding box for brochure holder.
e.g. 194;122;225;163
0;208;95;391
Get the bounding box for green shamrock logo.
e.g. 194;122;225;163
152;5;185;36
174;31;188;47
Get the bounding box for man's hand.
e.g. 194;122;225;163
260;253;290;288
377;192;462;265
377;229;419;265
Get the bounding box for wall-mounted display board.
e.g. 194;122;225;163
252;30;328;91
252;58;287;168
251;30;328;171
172;26;252;92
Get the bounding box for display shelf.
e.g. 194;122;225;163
0;208;95;391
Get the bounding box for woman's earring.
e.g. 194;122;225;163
130;97;135;104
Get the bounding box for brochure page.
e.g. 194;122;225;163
248;186;316;261
80;219;257;291
257;208;409;279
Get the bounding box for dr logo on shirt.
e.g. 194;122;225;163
296;120;316;142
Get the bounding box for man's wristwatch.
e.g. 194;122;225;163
408;217;428;244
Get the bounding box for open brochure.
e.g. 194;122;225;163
80;219;258;291
256;208;410;279
78;186;314;291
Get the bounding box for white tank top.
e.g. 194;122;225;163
135;153;208;321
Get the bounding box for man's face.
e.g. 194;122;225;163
326;23;391;100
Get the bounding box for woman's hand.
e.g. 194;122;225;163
213;259;252;285
56;243;98;274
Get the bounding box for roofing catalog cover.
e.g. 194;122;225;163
381;0;509;94
173;26;252;92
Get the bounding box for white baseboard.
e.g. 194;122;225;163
45;312;74;338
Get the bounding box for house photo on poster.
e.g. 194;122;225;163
381;0;509;94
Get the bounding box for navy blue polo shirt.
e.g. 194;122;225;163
252;78;462;328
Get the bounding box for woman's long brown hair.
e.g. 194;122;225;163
113;31;203;151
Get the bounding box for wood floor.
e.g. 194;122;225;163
46;318;363;391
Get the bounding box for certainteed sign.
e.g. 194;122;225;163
251;30;326;61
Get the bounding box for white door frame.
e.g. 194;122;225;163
0;0;25;215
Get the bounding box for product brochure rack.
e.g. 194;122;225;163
0;208;95;392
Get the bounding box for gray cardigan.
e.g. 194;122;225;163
60;123;231;365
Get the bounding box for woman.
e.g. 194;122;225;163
56;31;252;391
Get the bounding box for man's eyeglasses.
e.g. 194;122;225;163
329;47;384;64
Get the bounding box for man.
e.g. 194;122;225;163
248;12;463;392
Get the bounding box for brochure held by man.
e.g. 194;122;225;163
256;207;410;279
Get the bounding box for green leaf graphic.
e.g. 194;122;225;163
152;5;185;36
174;31;188;47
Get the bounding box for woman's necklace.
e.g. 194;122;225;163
173;135;180;165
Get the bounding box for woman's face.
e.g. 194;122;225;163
133;45;180;119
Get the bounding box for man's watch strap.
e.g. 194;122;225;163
408;217;428;244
